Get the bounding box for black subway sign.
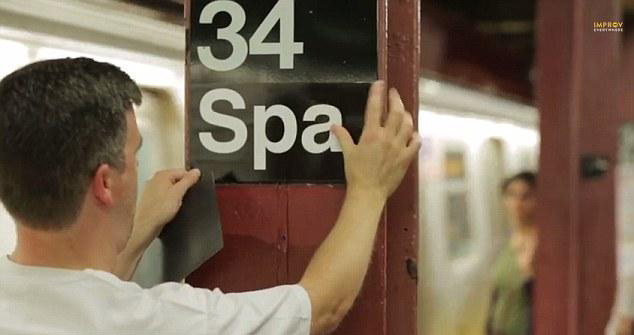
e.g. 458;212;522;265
187;0;377;183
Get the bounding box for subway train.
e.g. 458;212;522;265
0;2;538;334
417;79;539;335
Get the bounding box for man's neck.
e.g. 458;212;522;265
11;222;117;273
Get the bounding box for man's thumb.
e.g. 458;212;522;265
331;124;354;153
172;168;201;198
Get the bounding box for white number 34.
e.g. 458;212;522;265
197;0;304;71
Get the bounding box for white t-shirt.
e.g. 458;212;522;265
0;256;311;334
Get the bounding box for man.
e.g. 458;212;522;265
0;58;420;334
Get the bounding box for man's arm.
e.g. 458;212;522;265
299;188;384;335
114;168;201;280
299;81;421;335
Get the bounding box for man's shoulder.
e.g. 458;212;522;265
82;269;142;290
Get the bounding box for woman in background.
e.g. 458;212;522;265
487;172;538;335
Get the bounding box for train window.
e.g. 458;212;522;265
447;191;471;259
443;148;472;260
445;150;466;179
135;87;184;181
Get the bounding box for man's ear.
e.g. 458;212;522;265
92;164;115;207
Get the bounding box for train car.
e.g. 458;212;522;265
417;78;539;335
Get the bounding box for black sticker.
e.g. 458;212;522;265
188;0;377;183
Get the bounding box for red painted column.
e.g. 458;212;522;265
535;0;620;334
385;0;420;334
285;186;387;335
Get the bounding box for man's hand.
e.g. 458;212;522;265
301;81;421;335
332;81;420;199
114;168;200;280
135;168;202;239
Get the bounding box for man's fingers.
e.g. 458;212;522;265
171;169;201;198
385;88;407;136
396;112;414;145
364;81;385;130
153;168;187;183
388;88;405;117
331;124;354;153
402;133;422;161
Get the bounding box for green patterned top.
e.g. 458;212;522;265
487;244;532;335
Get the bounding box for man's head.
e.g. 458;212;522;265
501;171;537;226
0;58;142;249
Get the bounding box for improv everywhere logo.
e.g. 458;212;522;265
593;20;624;32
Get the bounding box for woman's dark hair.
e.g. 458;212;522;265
501;171;537;194
0;58;142;230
